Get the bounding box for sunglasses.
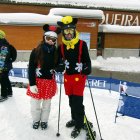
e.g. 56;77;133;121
63;28;75;35
45;36;56;42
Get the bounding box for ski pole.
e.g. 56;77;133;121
87;78;104;140
56;73;62;137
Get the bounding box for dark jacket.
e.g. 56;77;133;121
58;40;91;75
28;43;57;86
0;39;17;72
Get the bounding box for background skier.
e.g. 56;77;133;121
0;30;17;102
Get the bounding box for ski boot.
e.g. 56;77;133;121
66;120;75;128
71;127;81;139
33;121;40;129
40;122;48;130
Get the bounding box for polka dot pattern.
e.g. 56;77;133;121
27;78;57;100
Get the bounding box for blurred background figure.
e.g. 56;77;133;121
119;82;128;95
0;30;17;102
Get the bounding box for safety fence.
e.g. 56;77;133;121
9;68;140;120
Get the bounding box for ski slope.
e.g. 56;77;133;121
0;85;140;140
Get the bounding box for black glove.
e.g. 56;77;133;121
55;63;65;73
82;64;91;75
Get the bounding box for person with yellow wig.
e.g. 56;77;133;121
56;16;91;138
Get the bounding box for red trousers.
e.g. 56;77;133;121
64;74;87;96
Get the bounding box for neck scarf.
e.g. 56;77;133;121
62;31;79;50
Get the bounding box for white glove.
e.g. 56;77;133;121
30;85;38;94
65;60;69;69
75;63;83;72
50;69;55;74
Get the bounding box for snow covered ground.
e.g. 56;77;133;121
1;57;140;140
0;85;140;140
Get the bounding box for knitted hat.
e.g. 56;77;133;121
57;16;78;30
0;30;6;39
43;24;61;38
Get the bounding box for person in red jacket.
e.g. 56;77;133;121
57;16;91;138
27;24;61;130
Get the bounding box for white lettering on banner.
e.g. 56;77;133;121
55;75;107;88
86;79;107;88
9;69;14;76
100;13;139;26
22;69;28;78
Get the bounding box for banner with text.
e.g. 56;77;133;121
9;68;140;97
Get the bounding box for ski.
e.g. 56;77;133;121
84;115;96;140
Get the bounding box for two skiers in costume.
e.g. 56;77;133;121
27;24;61;130
56;16;91;138
0;30;17;102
